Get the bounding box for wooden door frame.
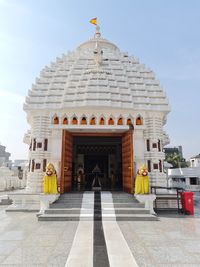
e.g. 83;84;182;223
60;130;134;193
60;130;73;193
122;128;134;193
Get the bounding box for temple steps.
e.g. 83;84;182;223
42;207;150;215
38;213;157;221
38;192;158;221
0;195;12;205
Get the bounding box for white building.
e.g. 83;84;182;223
168;154;200;191
0;145;11;168
23;28;170;194
190;154;200;167
0;166;26;191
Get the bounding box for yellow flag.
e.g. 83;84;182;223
89;17;97;25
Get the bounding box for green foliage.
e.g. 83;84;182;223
165;152;188;168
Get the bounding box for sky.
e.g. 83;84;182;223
0;0;200;161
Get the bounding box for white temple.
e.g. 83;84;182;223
23;28;170;194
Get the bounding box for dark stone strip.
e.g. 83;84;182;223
93;191;110;267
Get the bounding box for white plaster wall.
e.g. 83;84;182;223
190;158;200;167
50;129;62;180
134;129;145;170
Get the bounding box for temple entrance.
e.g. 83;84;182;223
61;130;134;193
72;136;122;191
84;155;108;190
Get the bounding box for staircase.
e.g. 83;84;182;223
38;192;93;221
0;195;12;205
38;192;158;221
102;192;158;221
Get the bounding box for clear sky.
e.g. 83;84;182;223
0;0;200;160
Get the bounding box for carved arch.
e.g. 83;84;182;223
136;115;143;125
99;115;106;125
62;115;68;125
117;116;124;125
90;115;96;125
71;115;78;125
53;114;59;125
80;115;87;125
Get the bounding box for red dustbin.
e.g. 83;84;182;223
179;191;194;215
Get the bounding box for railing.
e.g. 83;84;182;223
169;182;200;192
185;185;200;191
151;186;185;212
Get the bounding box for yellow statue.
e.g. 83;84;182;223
135;165;149;194
43;163;58;194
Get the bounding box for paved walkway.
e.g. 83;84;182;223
0;192;200;266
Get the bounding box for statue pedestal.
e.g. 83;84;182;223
6;191;60;212
135;194;156;214
38;194;60;215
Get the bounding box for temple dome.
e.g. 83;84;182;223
77;37;119;51
24;36;170;112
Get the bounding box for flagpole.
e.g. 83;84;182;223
95;25;101;38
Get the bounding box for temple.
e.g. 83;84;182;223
23;28;170;194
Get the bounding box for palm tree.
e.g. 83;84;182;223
165;152;182;168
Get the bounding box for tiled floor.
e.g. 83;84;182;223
0;192;200;266
118;194;200;267
0;206;78;266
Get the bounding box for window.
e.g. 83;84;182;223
72;117;78;125
35;163;41;169
81;117;87;125
37;142;42;148
153;163;158;170
33;139;36;151
90;117;96;125
152;143;157;148
54;116;59;124
117;117;123;125
147;160;151;172
136;116;142;125
63;117;68;124
190;177;197;185
108;118;114;125
159;160;162;172
29;140;32;151
99;117;105;125
158;139;161;152
31;159;35;172
44;139;48;151
43;159;47;172
146;139;150;151
127;118;132;125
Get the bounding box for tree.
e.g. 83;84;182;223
165;152;188;168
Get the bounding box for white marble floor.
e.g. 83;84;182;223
118;214;200;266
65;192;94;267
101;192;138;267
0;205;78;266
0;192;200;266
